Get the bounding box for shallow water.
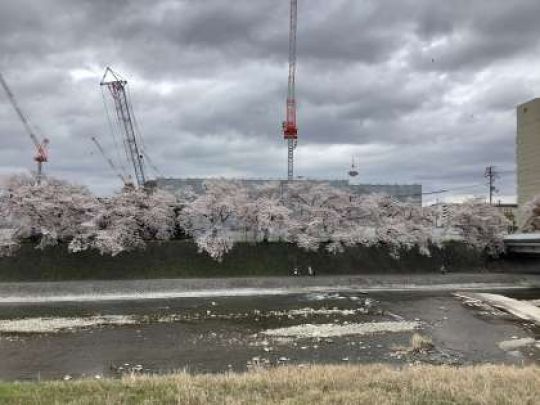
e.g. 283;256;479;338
0;289;538;381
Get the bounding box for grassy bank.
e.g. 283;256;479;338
0;365;538;404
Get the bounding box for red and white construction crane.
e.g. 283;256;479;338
282;0;298;181
0;72;50;184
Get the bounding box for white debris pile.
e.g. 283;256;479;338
0;315;137;333
261;321;420;338
289;307;360;316
268;307;365;317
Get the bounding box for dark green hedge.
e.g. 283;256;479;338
0;240;486;282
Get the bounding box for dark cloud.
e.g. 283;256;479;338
408;0;540;72
0;0;536;203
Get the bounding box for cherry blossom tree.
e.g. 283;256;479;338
277;183;434;257
279;182;356;251
327;193;434;257
0;228;19;257
238;195;291;243
177;180;248;260
176;180;292;260
439;200;509;257
518;194;540;232
0;174;99;253
70;188;178;256
0;174;510;262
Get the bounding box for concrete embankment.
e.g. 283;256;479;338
0;240;488;281
456;292;540;325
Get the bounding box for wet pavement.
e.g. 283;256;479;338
0;287;538;381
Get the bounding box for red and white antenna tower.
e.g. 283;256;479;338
282;0;298;181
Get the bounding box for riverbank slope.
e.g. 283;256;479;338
0;364;538;404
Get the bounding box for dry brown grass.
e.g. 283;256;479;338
410;333;434;353
0;364;539;404
391;333;434;354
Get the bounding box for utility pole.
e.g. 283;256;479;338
484;165;498;205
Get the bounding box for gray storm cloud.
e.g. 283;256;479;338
0;0;537;201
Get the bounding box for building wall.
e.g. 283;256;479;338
517;98;540;207
156;178;422;205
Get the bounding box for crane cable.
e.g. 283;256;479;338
127;84;163;177
100;86;128;178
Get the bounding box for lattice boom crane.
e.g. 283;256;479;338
282;0;298;181
100;67;146;188
0;72;49;184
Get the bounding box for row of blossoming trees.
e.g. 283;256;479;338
0;174;510;261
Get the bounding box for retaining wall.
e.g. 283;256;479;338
0;241;487;281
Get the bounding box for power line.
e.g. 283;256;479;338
442;183;486;192
394;183;486;198
496;170;516;176
100;86;128;178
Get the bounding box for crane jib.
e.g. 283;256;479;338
0;72;50;181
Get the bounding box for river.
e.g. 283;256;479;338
0;281;538;381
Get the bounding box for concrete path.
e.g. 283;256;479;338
0;273;539;304
456;292;540;325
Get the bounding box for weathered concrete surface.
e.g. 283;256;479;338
498;338;536;351
457;292;540;325
1;273;540;304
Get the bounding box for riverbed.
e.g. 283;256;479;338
0;285;538;381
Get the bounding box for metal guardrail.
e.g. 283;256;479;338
504;234;540;255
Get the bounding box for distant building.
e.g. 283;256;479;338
517;98;540;207
429;202;452;228
495;202;518;233
430;201;516;233
156;178;422;205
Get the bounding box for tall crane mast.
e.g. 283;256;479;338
0;72;50;184
91;136;133;188
100;67;146;188
282;0;298;181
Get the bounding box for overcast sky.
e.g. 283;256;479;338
0;0;537;203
